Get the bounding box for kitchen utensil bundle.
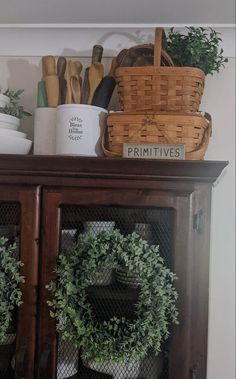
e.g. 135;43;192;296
37;46;117;110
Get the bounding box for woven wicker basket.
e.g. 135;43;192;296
116;28;205;113
103;112;212;160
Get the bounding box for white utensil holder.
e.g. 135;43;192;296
33;108;57;155
55;104;107;156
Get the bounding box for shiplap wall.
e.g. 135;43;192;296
0;54;235;379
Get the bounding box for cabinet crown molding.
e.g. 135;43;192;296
0;24;235;57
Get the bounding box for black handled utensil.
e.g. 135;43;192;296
91;57;117;109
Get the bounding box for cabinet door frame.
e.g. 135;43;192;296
0;184;40;379
38;185;212;379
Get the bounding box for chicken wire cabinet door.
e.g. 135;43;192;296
37;182;212;379
0;186;40;379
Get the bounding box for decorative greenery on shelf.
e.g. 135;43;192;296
0;89;31;119
164;27;228;75
0;237;24;343
47;229;178;363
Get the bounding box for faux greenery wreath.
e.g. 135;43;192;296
0;237;24;343
47;229;178;363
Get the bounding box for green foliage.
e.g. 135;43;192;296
47;229;178;363
0;237;24;343
0;89;31;119
164;27;228;75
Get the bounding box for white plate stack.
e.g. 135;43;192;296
0;110;32;154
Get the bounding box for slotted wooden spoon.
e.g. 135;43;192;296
70;60;83;104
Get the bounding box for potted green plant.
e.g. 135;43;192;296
0;237;24;371
0;89;31;130
164;27;228;75
47;229;178;378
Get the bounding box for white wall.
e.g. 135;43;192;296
0;53;235;379
202;59;235;379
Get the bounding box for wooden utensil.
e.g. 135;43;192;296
65;60;72;104
91;57;117;109
91;44;103;64
81;67;90;104
81;45;104;104
87;62;104;104
57;57;67;105
36;57;48;107
70;60;83;104
43;55;59;107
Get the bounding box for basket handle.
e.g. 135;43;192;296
154;28;165;67
186;113;212;159
101;123;120;157
154;28;174;67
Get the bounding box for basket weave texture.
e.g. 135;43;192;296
116;28;205;113
104;112;212;160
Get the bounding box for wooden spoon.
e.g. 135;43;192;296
81;45;103;104
70;60;83;104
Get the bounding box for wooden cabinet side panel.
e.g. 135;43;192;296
0;185;40;379
37;192;62;379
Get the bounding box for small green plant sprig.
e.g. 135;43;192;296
0;237;24;343
0;89;31;119
164;27;228;75
47;229;178;363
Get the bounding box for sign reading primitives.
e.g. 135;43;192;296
123;143;185;160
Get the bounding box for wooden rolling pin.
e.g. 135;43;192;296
57;57;67;105
43;55;59;107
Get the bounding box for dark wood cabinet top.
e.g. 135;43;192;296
0;155;228;185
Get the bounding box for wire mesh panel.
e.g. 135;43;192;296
57;205;174;379
0;202;21;379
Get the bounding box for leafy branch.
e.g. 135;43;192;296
0;237;24;343
0;89;31;119
164;27;228;75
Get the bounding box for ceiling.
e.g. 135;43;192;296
0;0;235;25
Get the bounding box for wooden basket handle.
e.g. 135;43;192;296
154;28;165;66
186;113;212;159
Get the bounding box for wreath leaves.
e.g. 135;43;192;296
47;229;178;363
0;237;24;343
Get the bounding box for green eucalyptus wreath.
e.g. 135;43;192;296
47;229;178;363
0;237;24;343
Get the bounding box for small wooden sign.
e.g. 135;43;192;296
123;143;185;160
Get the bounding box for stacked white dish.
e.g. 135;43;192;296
0;112;32;154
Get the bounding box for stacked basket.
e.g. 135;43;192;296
103;28;212;160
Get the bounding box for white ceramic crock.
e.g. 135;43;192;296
55;104;107;156
34;107;57;155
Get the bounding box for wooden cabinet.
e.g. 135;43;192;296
0;155;227;379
